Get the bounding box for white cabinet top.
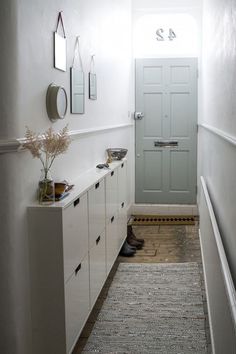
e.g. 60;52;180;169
29;160;126;210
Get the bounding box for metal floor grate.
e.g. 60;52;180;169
131;215;195;225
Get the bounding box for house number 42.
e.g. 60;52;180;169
156;28;177;41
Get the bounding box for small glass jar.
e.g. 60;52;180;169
38;169;55;205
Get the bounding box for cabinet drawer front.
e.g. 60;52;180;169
118;161;127;207
65;256;90;353
88;179;105;248
106;215;118;275
105;170;118;223
63;192;89;281
89;230;106;308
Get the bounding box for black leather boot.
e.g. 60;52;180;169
127;234;143;249
119;241;136;257
127;224;144;244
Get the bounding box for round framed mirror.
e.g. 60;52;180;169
46;83;68;121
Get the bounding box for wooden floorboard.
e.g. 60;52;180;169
73;222;211;354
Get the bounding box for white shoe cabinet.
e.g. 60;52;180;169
28;160;128;354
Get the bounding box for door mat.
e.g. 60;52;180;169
131;215;195;225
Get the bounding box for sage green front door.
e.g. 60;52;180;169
135;58;197;204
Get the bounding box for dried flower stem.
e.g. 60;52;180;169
23;124;71;177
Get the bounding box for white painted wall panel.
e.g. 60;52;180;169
199;179;236;354
199;0;236;281
199;0;236;349
0;1;133;354
200;0;236;135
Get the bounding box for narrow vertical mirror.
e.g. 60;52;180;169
89;55;97;100
70;69;84;113
70;36;85;114
89;72;97;100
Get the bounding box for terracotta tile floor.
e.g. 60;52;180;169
73;222;211;353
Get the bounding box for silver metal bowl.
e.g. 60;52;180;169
106;148;128;160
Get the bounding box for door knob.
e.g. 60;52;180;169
134;112;144;120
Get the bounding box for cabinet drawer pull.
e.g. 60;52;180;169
73;197;80;207
121;163;124;168
121;202;124;208
95;182;100;189
111;171;114;176
111;216;114;223
75;263;81;275
96;235;101;244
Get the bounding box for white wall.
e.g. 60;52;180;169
0;1;133;353
16;0;133;134
199;0;236;282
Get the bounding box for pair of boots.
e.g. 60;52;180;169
120;225;144;257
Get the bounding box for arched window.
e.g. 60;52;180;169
133;13;199;57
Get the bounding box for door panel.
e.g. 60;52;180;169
135;58;197;204
170;65;190;84
143;66;163;84
170;150;189;191
144;93;163;137
170;93;190;137
143;151;163;191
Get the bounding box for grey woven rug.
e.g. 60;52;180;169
82;263;207;354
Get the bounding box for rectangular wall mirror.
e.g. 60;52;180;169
89;72;97;100
70;68;85;114
54;12;67;72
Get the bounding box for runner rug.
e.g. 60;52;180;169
82;262;207;354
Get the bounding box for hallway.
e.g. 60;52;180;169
1;0;236;352
73;221;211;353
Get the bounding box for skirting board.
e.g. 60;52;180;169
130;204;198;216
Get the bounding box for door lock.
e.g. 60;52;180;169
134;112;144;120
